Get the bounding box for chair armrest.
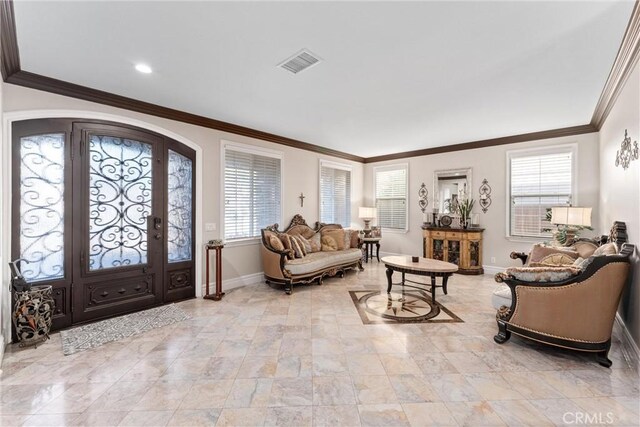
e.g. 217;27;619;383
510;251;528;265
260;245;290;280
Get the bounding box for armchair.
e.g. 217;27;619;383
493;222;634;367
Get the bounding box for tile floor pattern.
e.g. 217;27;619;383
1;263;639;426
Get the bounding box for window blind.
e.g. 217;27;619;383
510;151;573;238
320;165;351;227
224;148;281;240
375;166;407;230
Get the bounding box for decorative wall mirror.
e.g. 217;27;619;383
433;168;473;214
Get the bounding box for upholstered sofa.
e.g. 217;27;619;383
492;222;634;367
260;215;364;294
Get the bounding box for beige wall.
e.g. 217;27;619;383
0;83;364;300
363;133;601;270
599;60;640;348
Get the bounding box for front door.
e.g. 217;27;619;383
71;123;164;323
12;119;196;330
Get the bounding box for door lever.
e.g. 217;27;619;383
154;217;162;230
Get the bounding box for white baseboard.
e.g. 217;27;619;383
205;272;264;293
482;265;504;275
615;313;640;371
378;250;408;258
0;334;4;368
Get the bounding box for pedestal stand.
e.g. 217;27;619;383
204;244;225;300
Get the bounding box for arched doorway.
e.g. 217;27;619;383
12;118;196;330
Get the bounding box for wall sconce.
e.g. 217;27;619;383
615;129;638;170
478;179;492;213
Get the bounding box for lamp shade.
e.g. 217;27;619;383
551;207;592;227
359;207;377;220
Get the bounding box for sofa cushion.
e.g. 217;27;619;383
321;229;345;251
293;235;308;256
491;285;512;310
285;249;362;276
279;234;295;259
505;265;582;282
593;242;618;256
528;244;578;265
269;235;285;252
571;241;599;258
307;232;321;252
295;235;312;254
289;235;305;258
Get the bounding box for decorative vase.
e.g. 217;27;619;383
12;285;55;348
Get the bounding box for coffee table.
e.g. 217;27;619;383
382;256;458;303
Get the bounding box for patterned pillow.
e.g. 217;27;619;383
528;244;579;265
505;266;582;282
571;241;599;258
269;236;285;252
343;230;353;250
350;230;360;248
279;234;295;259
528;253;577;267
295;235;312;254
593;242;618;256
289;235;305;258
292;235;308;256
321;229;345;251
308;232;321;252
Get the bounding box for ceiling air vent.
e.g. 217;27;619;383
278;49;321;74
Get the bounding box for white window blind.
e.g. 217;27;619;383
509;149;574;238
375;165;408;230
224;146;281;240
320;163;351;227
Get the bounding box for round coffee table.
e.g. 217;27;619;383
382;256;458;303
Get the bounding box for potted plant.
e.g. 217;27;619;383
458;197;475;229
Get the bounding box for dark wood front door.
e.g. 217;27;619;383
12;119;196;330
70;123;165;323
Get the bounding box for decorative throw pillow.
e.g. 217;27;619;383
505;266;582;282
296;235;312;254
539;253;577;266
292;235;308;256
350;230;360;248
593;242;618;256
269;236;285;252
289;235;305;258
343;230;353;250
528;244;579;265
321;229;345;251
279;234;295;259
308;232;322;252
571;241;599;259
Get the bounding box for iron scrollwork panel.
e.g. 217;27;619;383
19;133;65;282
88;135;153;270
167;150;193;263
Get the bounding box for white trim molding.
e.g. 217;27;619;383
615;313;640;371
482;265;505;276
208;272;264;293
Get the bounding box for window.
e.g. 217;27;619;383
508;145;576;238
223;142;282;241
374;164;408;231
319;160;352;227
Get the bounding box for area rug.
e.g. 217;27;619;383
349;290;463;324
61;304;191;355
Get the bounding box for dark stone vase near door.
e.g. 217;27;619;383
13;285;55;347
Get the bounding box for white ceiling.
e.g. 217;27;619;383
13;1;635;158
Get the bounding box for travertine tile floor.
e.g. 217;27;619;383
1;263;638;426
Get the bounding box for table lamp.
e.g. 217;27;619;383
550;207;592;245
359;207;377;237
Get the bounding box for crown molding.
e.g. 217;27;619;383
0;0;19;80
591;0;640;130
363;124;598;164
0;0;631;163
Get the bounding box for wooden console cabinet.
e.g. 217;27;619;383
422;227;484;275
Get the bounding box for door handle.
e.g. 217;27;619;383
153;217;162;230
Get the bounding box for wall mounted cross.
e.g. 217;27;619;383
299;192;305;207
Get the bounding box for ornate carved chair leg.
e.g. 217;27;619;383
595;341;613;368
284;282;292;295
494;320;511;344
358;260;364;271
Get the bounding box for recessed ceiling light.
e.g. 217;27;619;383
135;63;152;74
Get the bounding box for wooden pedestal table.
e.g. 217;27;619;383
204;244;225;301
382;256;458;304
